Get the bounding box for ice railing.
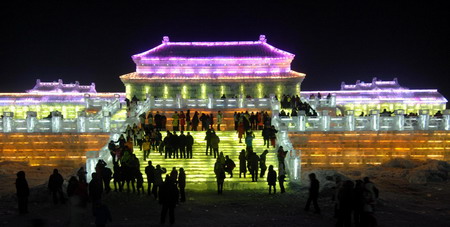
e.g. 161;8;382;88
272;109;450;132
0;111;126;133
86;98;148;181
300;94;337;109
141;94;272;109
270;97;301;183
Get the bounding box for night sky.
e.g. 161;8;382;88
1;1;449;98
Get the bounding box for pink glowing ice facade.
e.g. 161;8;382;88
122;35;304;82
27;79;97;93
0;79;123;106
301;78;447;105
121;35;305;99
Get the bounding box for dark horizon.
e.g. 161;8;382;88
1;1;449;99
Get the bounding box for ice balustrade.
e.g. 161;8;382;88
272;109;450;132
0;111;125;133
300;94;337;109
85;98;152;182
143;94;272;109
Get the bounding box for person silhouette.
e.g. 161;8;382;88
304;173;321;214
15;171;29;214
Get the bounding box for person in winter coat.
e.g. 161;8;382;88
186;132;194;159
178;168;186;202
305;173;321;214
210;131;220;158
179;111;186;131
239;149;247;178
15;171;29;214
152;165;167;199
145;161;155;195
214;160;226;194
259;150;268;178
172;111;179;131
48;169;65;204
248;152;260;182
159;175;179;225
224;155;236;178
267;165;277;194
217;111;223;131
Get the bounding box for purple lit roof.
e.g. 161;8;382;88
132;35;294;60
341;77;405;90
27;79;97;93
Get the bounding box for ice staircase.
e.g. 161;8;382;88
133;130;281;190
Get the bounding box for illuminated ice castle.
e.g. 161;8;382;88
120;35;305;99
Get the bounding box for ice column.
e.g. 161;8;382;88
2;112;13;132
298;110;306;131
321;110;330;131
51;111;62;132
207;94;213;109
419;110;430;130
394;110;405;131
370;110;380;131
26;111;37;132
77;111;87;133
444;110;450;130
101;111;111;132
345;110;355;131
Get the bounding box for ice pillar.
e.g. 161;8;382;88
2;112;13;132
26;111;37;133
394;110;405;131
370;110;380;131
419;110;430;130
345;110;355;131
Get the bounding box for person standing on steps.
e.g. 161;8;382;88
185;109;191;131
142;137;151;161
172;111;179;131
210;131;220;158
178;168;186;202
248;151;260;182
179;111;186;132
262;125;271;148
259;150;268;178
15;171;29;214
267;165;277;194
305;173;321;214
209;113;214;130
186;132;194;159
214;159;226;195
145;161;155;196
245;130;255;154
179;131;187;159
269;125;278;148
217;110;223;131
191;111;199;131
239;149;247;178
237;115;245;143
278;166;286;193
205;128;213;156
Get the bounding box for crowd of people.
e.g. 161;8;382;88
14;158;381;227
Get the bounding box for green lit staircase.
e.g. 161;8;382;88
133;130;281;190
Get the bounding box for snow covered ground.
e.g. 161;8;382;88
0;159;449;226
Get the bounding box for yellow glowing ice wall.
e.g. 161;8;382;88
124;81;302;100
0;104;84;119
289;131;450;167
